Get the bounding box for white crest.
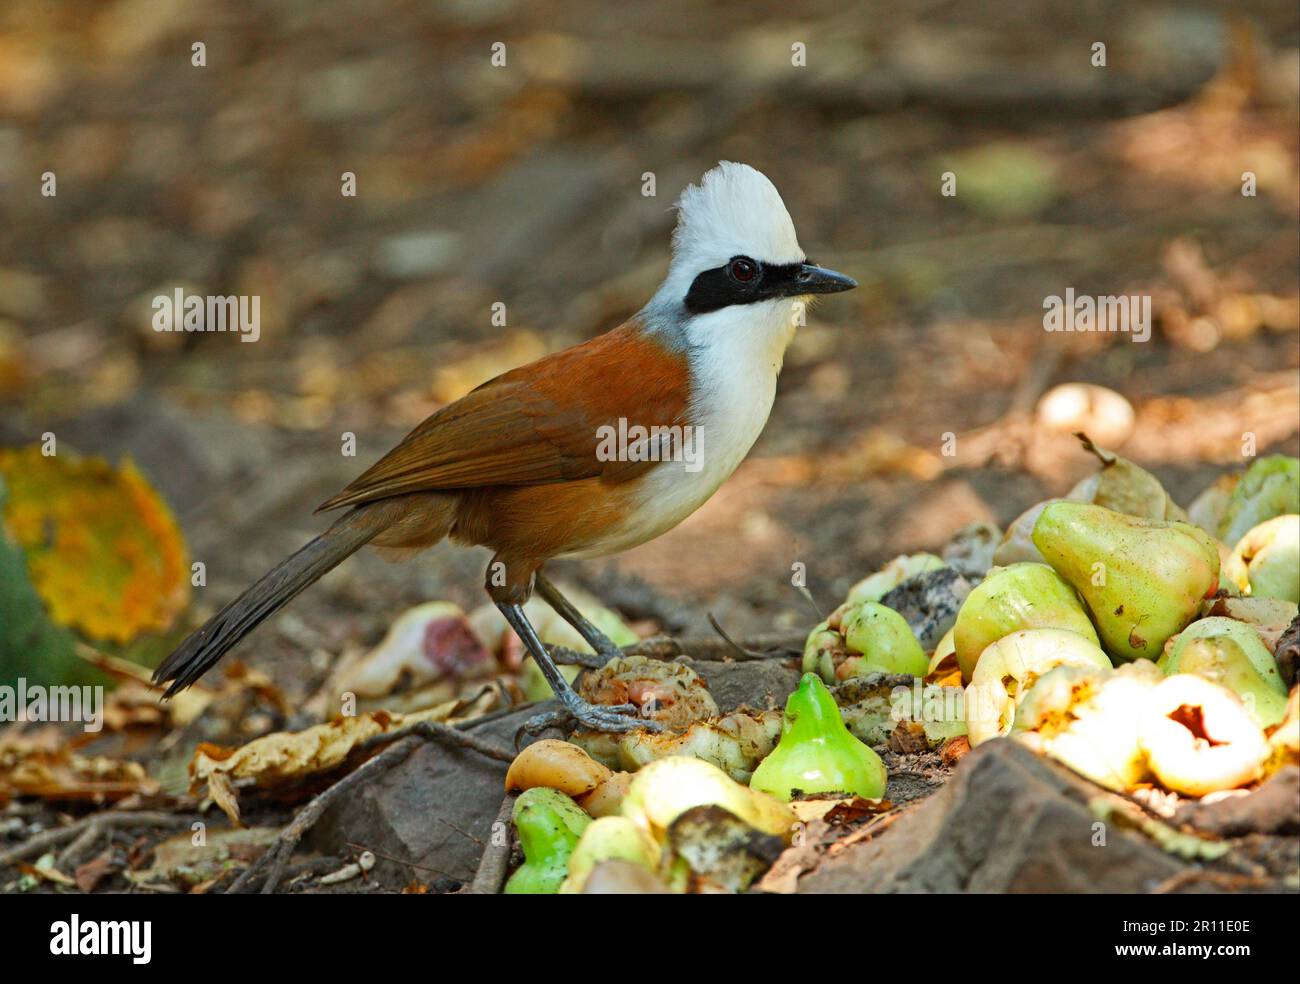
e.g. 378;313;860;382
672;162;804;270
648;163;805;312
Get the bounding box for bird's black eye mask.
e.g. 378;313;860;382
684;255;807;314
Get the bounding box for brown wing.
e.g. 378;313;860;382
316;321;691;512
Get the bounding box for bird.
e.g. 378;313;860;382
152;161;857;733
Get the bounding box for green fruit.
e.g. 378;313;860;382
504;787;591;895
802;619;841;683
1159;617;1287;728
1224;515;1299;603
1032;502;1220;662
841;602;928;677
560;816;660;894
953;562;1100;680
750;673;887;801
1219;455;1300;546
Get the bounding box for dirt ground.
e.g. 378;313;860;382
0;1;1298;894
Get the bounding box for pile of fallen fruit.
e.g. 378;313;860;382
489;441;1299;893
1;438;1297;894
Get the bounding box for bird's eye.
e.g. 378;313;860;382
729;257;757;283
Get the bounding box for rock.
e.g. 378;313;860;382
680;658;800;713
307;703;551;889
797;739;1188;893
878;567;972;650
1174;767;1300;838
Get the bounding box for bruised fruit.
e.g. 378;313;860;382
615;709;782;782
750;673;887;801
844;553;945;606
1218;455;1300;547
560;816;660;894
504;787;592;895
620;757;796;842
1065;434;1188;522
1032;502;1220;662
1014;661;1160;791
966;628;1112;746
953;562;1099;681
942;521;1001;580
1200;596;1299;653
1224;515;1299;603
841;602;928;677
1138;674;1269;796
1159;617;1286;728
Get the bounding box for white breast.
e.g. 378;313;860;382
566;299;798;559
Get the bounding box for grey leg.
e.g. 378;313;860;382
534;572;626;665
497;603;656;734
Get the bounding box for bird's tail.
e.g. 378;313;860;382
152;507;381;697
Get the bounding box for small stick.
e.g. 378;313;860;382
0;811;190;868
357;719;515;763
469;794;516;895
706;613;770;661
56;821;104;871
625;632;804;663
227;735;422;894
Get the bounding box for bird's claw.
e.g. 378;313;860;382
523;697;660;735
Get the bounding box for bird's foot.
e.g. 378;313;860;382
545;644;608;670
524;696;660;735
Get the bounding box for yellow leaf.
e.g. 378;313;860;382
0;446;190;643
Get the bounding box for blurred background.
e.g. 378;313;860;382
1;0;1297;689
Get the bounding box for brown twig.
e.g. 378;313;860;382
55;821;105;872
706;613;771;661
0;811;192;868
469;794;516;895
226;735;423;894
623;632;805;663
358;719;515;764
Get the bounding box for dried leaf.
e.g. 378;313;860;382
190;692;496;818
0;734;158;802
74;851;114;893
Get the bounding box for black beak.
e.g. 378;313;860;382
792;263;857;296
